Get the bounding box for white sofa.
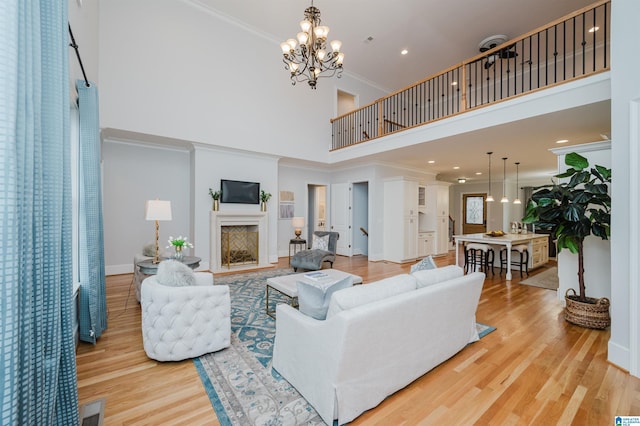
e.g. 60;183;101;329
141;272;231;361
272;266;485;425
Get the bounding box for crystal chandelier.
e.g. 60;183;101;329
280;1;344;89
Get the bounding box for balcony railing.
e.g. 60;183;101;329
331;0;610;150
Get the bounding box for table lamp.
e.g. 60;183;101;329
292;216;305;239
145;199;172;263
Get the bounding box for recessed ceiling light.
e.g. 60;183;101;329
427;160;435;164
589;26;600;33
556;139;569;144
451;81;458;86
475;172;482;175
453;166;460;170
458;178;466;183
401;49;408;55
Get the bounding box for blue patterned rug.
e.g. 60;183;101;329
194;268;495;426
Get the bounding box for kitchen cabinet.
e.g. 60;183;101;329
418;232;434;257
418;186;426;208
531;236;549;269
384;178;419;263
425;182;451;255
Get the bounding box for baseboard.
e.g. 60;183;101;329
105;264;133;276
608;340;630;373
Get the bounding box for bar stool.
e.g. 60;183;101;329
464;243;495;275
500;245;529;278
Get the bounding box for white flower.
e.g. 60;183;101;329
166;235;194;249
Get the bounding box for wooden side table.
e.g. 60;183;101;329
288;239;307;265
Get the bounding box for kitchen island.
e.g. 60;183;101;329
454;233;549;280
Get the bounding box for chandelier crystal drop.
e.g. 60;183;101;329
280;1;344;89
486;152;494;202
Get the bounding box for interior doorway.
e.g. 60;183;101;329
352;182;369;256
462;193;487;234
307;184;327;246
337;90;356;116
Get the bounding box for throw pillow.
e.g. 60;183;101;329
326;274;417;319
410;255;437;273
311;234;330;251
155;259;196;287
412;265;464;288
296;275;353;320
142;242;155;257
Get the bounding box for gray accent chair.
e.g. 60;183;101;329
291;231;339;272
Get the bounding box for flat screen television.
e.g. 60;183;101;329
220;179;260;204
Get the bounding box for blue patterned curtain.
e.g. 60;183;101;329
76;81;107;343
0;1;79;425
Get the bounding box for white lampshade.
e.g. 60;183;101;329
330;39;342;52
300;19;311;33
297;31;309;45
145;200;172;221
292;217;305;228
314;25;329;39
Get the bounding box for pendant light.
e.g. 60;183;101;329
501;157;509;203
513;162;522;204
486;152;494;202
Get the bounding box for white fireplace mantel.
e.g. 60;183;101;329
210;211;269;273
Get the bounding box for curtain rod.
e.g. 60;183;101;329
68;23;90;88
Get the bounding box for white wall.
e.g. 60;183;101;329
277;164;330;257
552;142;611;303
102;140;191;274
192;145;280;269
610;0;640;375
97;0;386;163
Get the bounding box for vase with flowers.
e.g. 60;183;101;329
260;190;272;212
209;188;221;211
167;235;194;261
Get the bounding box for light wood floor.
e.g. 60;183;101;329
76;253;640;425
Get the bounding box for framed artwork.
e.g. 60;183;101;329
279;191;295;219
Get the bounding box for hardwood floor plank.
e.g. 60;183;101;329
76;253;640;425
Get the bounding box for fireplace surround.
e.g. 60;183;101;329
210;211;269;272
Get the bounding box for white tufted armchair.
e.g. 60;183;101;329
140;272;231;361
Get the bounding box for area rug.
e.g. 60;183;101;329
194;268;495;426
520;266;559;290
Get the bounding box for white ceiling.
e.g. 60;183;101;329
194;0;610;182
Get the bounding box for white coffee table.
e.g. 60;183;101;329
265;269;363;318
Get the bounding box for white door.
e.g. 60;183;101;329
330;183;352;256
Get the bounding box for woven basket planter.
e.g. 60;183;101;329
564;288;610;329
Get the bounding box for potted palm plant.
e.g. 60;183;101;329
522;152;611;329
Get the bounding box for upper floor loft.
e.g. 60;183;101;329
329;0;610;152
